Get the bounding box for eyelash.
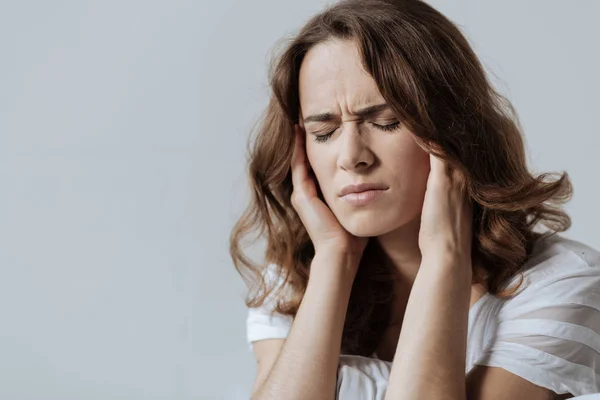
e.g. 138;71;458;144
314;121;400;143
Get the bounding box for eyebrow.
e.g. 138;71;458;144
303;103;391;124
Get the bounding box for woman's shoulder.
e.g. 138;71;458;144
500;233;600;298
488;233;600;325
246;263;295;350
535;233;600;269
474;234;600;395
251;263;295;310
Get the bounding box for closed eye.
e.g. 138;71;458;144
313;121;401;143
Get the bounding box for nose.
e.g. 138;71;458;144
337;123;375;172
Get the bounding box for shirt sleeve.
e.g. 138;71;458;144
473;257;600;397
246;264;293;352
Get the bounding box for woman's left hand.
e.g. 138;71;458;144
418;152;473;269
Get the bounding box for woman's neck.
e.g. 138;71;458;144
375;214;423;289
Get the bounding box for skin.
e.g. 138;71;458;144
245;36;573;400
286;37;570;399
297;38;488;358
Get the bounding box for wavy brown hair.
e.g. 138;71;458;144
229;0;572;357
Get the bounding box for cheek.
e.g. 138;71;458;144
305;152;318;178
388;148;430;204
305;142;317;170
305;143;332;176
304;148;329;192
393;146;430;179
411;152;431;190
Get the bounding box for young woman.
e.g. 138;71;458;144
229;0;600;398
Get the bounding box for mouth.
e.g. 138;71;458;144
338;183;388;197
339;188;388;207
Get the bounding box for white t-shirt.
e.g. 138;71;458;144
246;234;600;397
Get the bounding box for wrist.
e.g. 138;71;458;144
421;251;472;276
311;249;361;282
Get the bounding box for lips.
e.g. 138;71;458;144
339;182;388;197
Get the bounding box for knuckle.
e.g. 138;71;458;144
290;192;301;208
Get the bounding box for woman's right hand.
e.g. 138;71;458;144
290;123;369;268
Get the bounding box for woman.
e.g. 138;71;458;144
229;0;600;399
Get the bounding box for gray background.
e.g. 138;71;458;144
1;1;598;399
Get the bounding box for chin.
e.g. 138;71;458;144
337;210;407;237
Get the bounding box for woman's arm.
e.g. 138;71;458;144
383;255;472;400
251;249;358;400
384;154;473;399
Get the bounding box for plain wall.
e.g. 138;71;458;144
1;1;598;399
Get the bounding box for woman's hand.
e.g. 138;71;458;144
290;124;369;266
418;152;473;269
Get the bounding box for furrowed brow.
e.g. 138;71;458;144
303;103;390;124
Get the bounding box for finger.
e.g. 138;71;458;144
429;152;448;178
291;124;308;189
453;168;466;187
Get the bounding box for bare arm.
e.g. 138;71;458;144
251;250;358;400
250;339;284;397
385;155;473;399
384;256;472;400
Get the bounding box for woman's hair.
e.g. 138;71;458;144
229;0;572;357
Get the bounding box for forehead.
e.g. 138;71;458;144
298;39;385;114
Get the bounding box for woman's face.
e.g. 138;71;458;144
298;39;431;237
